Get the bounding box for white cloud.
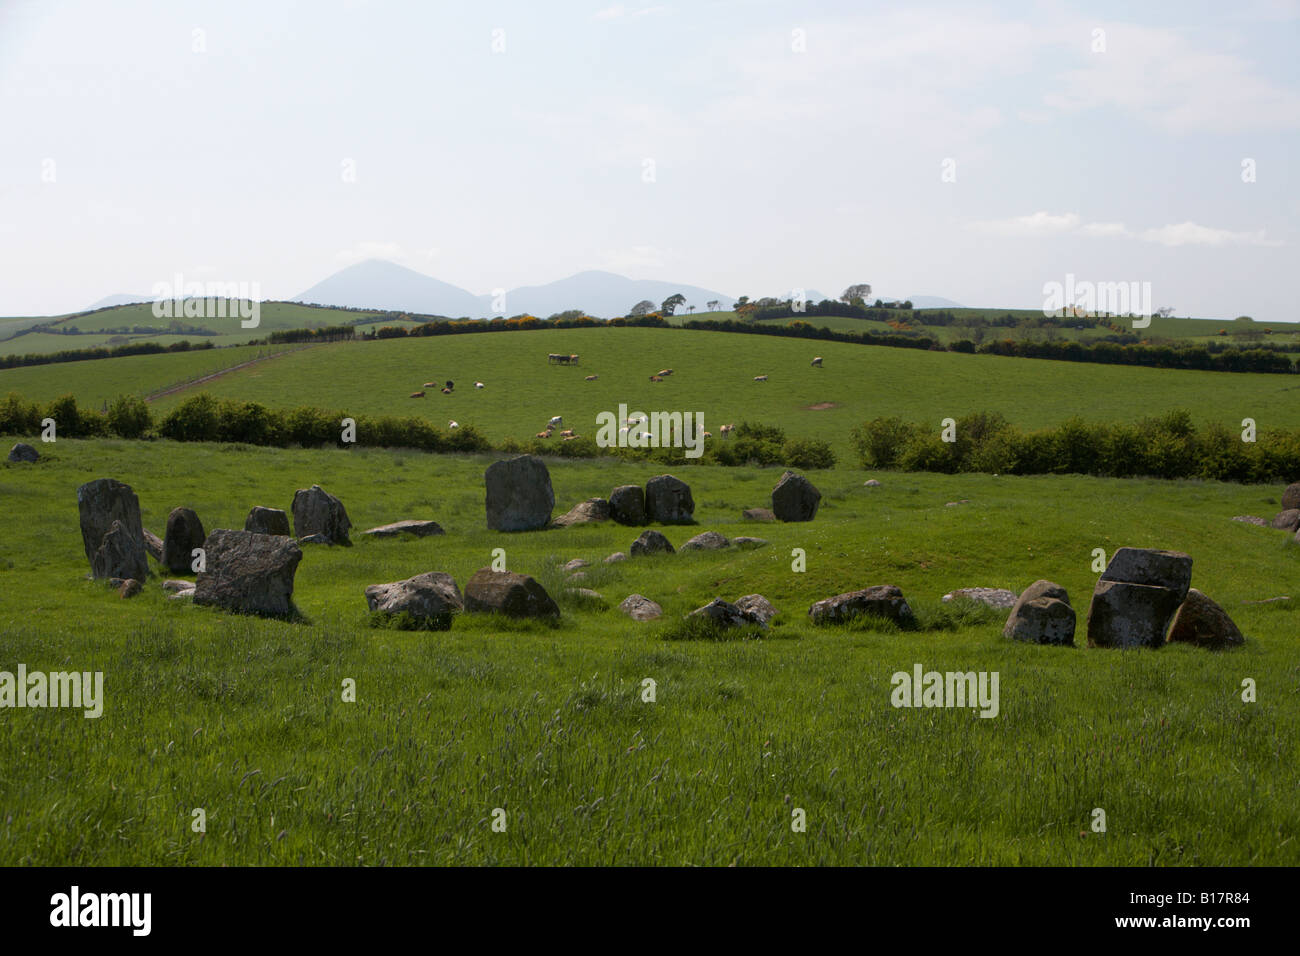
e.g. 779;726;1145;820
972;213;1283;247
1138;221;1283;247
1079;221;1133;238
971;211;1082;236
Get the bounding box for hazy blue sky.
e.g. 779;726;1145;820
1;0;1296;318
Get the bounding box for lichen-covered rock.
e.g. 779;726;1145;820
1003;581;1075;646
463;568;560;618
360;519;445;538
365;572;463;630
291;484;351;545
619;594;662;621
193;529;303;618
77;478;147;581
809;585;913;626
552;498;610;527
609;485;646;526
679;531;730;552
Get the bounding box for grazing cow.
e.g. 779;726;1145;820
410;391;426;398
535;429;553;439
423;382;437;388
754;375;768;382
569;354;579;365
719;423;735;438
475;381;485;389
657;368;673;376
548;416;563;428
441;387;452;395
445;380;454;390
703;431;712;439
811;356;823;367
649;375;663;382
560;429;575;438
585;374;598;381
448;420;459;430
562;434;580;442
548;353;563;364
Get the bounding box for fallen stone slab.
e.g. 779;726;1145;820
365;571;463;630
143;529;164;562
944;587;1018;609
464;568;560;618
732;537;768;549
1231;515;1269;527
552;498;610;527
809;585;914;626
743;507;776;522
161;579;194;592
679;531;730;552
563;558;589;573
360;519;445;538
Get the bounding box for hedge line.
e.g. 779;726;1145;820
852;410;1300;483
0;339;214;371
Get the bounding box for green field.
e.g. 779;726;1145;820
1;439;1296;865
127;327;1300;464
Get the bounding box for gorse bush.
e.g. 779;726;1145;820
853;409;1300;482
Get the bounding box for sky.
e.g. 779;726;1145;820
1;0;1297;319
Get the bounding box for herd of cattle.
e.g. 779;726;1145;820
405;351;825;442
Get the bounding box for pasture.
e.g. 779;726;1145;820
1;439;1296;865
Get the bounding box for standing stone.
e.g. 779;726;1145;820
77;478;147;580
609;485;646;525
619;594;662;621
484;455;554;531
630;529;675;557
644;475;694;524
245;506;292;536
771;470;821;522
809;585;913;626
1003;581;1075;645
1166;589;1245;650
193;529;302;617
162;507;206;574
7;443;38;463
1283;482;1300;512
1088;548;1192;649
365;572;463;630
291;485;351;544
551;498;610;527
463;569;559;618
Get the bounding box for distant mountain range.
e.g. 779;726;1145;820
71;261;964;317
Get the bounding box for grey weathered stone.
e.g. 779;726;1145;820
360;519;445;538
161;579;193;592
291;485;351;545
619;594;662;621
118;578;142;599
679;531;730;552
1270;509;1300;532
193;529;302;617
1283;482;1300;512
563;558;590;573
771;470;821;522
298;533;333;546
1099;547;1192;600
1166;588;1244;650
603;551;628;564
863;479;881;487
1232;515;1269;527
1087;580;1185;649
162;507;206;574
245;506;292;536
143;529;164;562
689;597;765;629
464;568;559;618
743;507;776;522
630;529;674;557
609;485;646;525
552;498;610;528
365;572;463;630
77;478;147;580
735;593;778;625
732;537;769;549
7;442;38;462
1003;586;1075;645
944;587;1018;609
484;455;554;532
809;585;913;626
644;475;694;524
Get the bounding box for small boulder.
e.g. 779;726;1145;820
484;455;554;532
365;572;463;630
619;594;662;621
298;533;333;546
193;529;302;618
771;470;821;522
689;598;765;629
360;519;445;538
679;531;730;552
732;537;769;549
863;479;881;487
609;485;646;525
735;594;777;625
1232;515;1269;527
604;551;628;564
1166;588;1244;650
118;578;142;599
743;507;777;522
563;558;589;573
552;498;610;528
644;474;694;524
1270;509;1300;532
567;587;605;603
162;507;206;574
1003;581;1075;646
630;529;675;557
245;506;292;536
291;484;351;545
464;568;560;618
809;585;913;626
7;442;38;463
161;579;194;592
944;587;1018;610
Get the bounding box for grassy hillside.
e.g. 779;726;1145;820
1;440;1295;865
125;327;1300;464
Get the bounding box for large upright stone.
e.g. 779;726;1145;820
1283;482;1300;512
771;470;821;522
77;478;147;580
644;475;694;524
245;506;292;536
1003;580;1075;646
463;569;559;618
193;529;302;617
291;485;351;544
609;485;646;525
365;572;463;630
1088;548;1192;649
484;455;554;531
1098;547;1192;599
162;507;206;574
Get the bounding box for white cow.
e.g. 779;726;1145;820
548;415;563;428
475;381;485;389
448;420;460;430
754;375;768;382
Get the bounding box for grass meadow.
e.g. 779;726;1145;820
1;438;1296;865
